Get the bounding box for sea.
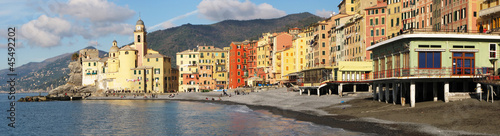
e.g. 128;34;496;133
0;93;367;136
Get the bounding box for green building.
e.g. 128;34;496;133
367;32;500;107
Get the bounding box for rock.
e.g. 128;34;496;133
67;61;82;86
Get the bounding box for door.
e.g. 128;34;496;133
452;52;475;75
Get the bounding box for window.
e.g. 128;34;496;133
391;19;394;27
370;19;373;25
370;29;374;36
93;62;96;66
418;52;441;68
382;29;385;35
156;58;159;62
147;58;150;62
376;18;379;25
382;9;385;13
322;51;325;55
137;35;141;42
351;7;354;11
376;29;379;36
322;34;325;39
382;18;385;24
322;42;325;47
490;43;497;58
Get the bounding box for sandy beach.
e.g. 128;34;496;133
87;87;498;135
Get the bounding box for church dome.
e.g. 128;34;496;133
136;19;144;25
109;40;119;53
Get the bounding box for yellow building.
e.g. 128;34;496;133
82;18;174;93
386;0;402;38
176;49;200;92
176;46;229;92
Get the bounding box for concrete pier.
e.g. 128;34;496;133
338;84;343;97
385;83;389;103
410;81;416;108
444;82;449;103
353;85;357;93
377;84;381;102
393;82;398;105
317;88;320;97
433;82;438;101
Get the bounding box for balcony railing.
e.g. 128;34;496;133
368;67;491;80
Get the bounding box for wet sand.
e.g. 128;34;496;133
324;97;500;135
87;88;497;135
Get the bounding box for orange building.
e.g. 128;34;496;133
229;42;247;88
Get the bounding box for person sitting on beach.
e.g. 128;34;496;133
212;98;215;101
206;97;209;100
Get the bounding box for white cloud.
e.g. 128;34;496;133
88;40;100;47
149;10;199;31
197;0;286;21
316;9;333;18
20;15;73;47
19;0;136;48
50;0;135;23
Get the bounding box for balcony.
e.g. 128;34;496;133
369;67;491;80
479;4;500;17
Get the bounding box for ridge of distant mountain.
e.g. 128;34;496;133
146;12;323;67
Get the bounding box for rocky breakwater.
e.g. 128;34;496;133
20;61;100;102
48;61;98;97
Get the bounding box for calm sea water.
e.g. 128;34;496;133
0;93;366;136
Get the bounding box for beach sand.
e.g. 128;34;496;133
87;87;498;135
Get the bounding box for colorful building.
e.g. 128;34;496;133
82;18;174;93
478;0;500;33
177;48;200;92
229;42;246;88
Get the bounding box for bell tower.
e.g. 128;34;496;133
134;18;147;66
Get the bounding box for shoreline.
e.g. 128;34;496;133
85;88;494;135
86;96;419;135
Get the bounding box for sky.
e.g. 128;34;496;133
0;0;341;70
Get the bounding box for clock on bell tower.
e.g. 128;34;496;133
134;18;147;66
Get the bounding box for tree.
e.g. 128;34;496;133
71;53;79;61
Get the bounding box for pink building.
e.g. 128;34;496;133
365;1;387;60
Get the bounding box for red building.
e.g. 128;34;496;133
229;42;247;88
365;1;387;61
245;41;258;78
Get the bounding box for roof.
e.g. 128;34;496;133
198;47;226;52
99;57;108;62
145;53;166;58
82;58;100;62
131;66;153;70
231;42;243;45
119;45;137;51
367;33;500;51
365;3;387;10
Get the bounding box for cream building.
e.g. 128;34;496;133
81;18;174;93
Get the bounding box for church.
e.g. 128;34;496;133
81;18;177;93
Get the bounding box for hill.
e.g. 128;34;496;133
0;47;107;92
146;12;323;66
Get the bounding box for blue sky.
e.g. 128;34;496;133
0;0;341;70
